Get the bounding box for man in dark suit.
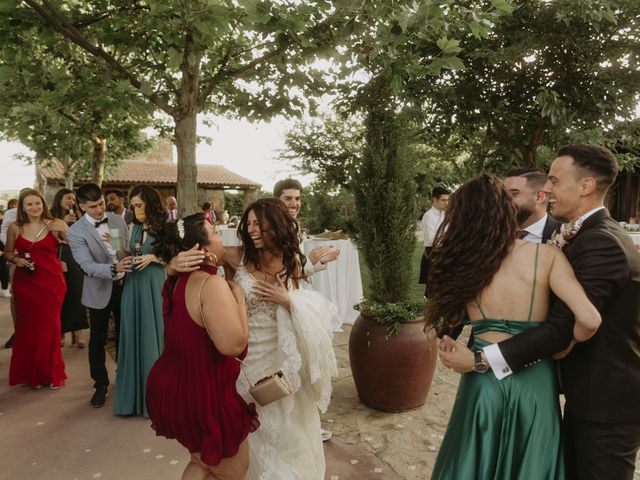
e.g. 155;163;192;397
505;169;561;244
441;144;640;479
68;184;132;408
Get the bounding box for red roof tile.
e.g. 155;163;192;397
39;160;261;189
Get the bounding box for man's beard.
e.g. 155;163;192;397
106;204;116;212
516;204;534;225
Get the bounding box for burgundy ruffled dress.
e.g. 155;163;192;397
146;265;258;466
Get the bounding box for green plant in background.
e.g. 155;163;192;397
298;183;356;236
353;78;417;307
354;299;424;337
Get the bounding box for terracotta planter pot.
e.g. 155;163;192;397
348;314;438;412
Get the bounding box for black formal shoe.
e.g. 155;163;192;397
90;386;108;408
4;333;15;348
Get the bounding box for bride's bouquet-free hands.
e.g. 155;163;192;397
253;274;290;311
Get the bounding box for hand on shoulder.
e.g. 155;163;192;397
47;218;69;232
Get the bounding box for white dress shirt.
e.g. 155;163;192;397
520;214;547;244
84;213;124;280
421;207;444;247
1;208;17;245
484;206;606;380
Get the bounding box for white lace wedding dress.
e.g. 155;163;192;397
234;263;338;480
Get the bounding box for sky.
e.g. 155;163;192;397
0;115;313;194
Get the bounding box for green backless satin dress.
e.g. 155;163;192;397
432;245;564;479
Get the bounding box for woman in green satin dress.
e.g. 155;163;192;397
426;175;601;479
114;185;167;417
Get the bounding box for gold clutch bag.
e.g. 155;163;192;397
248;370;294;406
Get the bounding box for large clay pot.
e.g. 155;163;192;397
348;314;438;412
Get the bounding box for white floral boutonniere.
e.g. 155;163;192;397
547;219;583;249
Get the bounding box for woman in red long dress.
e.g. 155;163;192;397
5;189;68;389
148;212;258;480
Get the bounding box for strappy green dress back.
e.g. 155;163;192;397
432;244;564;479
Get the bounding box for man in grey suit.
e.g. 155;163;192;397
68;183;132;408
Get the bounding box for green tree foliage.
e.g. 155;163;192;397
298;183;355;235
353;80;416;304
4;0;354;213
334;0;514;101
280;114;364;191
406;0;640;169
0;9;155;186
282;112;470;191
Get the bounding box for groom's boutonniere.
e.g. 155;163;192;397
547;219;583;249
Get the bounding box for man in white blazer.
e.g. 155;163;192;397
68;183;132;408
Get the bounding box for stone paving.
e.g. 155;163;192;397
0;297;400;480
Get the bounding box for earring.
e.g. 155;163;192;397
207;252;218;265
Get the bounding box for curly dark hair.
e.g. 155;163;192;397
238;197;307;288
425;175;518;335
50;188;81;221
153;212;209;264
129;184;167;235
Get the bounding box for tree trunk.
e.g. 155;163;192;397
60;156;78;189
174;49;201;216
91;135;107;187
174;110;198;216
518;130;544;168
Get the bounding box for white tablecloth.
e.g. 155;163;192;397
302;238;364;332
220;226;242;247
628;232;640;245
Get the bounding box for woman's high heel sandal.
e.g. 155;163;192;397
74;330;86;348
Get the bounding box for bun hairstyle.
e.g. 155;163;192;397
153;212;209;264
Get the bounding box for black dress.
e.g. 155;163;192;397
59;242;88;333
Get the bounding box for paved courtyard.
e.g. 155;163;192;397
0;297;400;480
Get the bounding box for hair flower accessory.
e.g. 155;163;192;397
176;219;185;239
547;218;583;249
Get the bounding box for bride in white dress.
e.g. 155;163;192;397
223;198;338;480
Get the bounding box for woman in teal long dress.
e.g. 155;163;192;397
425;175;601;479
114;185;167;417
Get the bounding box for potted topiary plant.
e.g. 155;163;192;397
349;78;438;412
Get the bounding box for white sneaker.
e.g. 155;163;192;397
321;428;332;442
0;289;11;298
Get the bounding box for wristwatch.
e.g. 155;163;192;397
473;350;489;373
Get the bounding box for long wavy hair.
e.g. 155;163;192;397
425;175;518;335
16;188;53;226
129;184;167;235
153;212;209;264
50;188;81;222
238;197;307;288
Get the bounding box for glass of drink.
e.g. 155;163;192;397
110;228;121;251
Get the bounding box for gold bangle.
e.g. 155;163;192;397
236;301;246;306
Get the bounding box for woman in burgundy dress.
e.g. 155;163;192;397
149;212;258;480
5;189;68;389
